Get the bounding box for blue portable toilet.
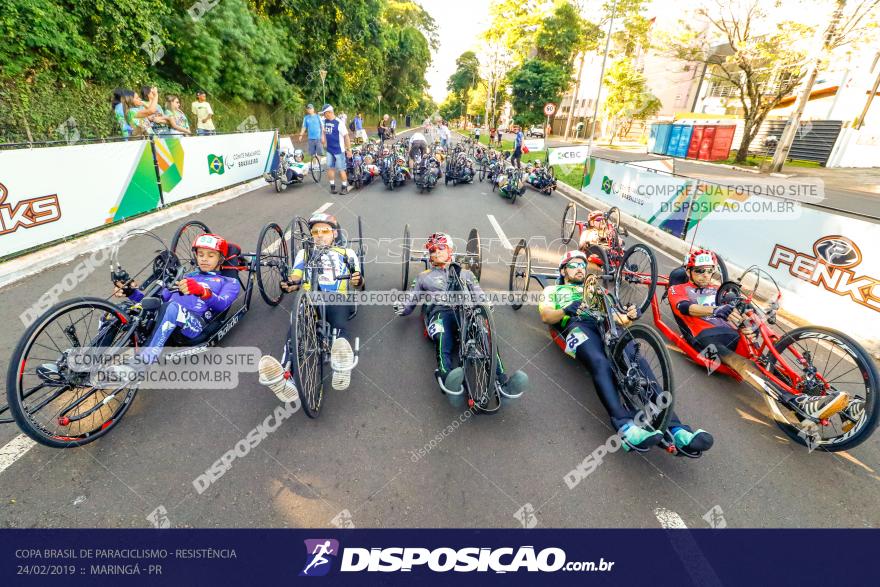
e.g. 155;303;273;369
669;124;694;158
665;125;683;156
649;123;672;155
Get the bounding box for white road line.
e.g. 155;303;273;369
654;507;689;529
313;202;333;214
487;214;513;250
0;434;37;476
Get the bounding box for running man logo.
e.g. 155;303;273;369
300;539;339;577
0;182;61;236
769;235;879;313
207;154;225;175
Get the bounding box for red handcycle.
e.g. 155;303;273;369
629;257;878;452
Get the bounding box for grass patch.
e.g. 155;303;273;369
722;152;822;169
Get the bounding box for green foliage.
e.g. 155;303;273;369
507;59;570;126
446;51;482;121
0;0;434;142
603;59;661;142
535;1;594;71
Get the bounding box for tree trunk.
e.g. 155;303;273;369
734;121;754;163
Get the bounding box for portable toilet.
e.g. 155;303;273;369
665;124;683;156
649;123;672;155
686;125;705;159
669;124;694;158
705;125;736;161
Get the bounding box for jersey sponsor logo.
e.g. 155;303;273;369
0;182;61;236
770;235;879;313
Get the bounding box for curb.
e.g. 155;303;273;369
0;178;266;291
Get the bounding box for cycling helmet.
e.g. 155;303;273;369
293;148;304;162
686;248;718;269
588;211;604;223
558;250;588;273
425;232;454;253
192;233;229;258
308;213;339;230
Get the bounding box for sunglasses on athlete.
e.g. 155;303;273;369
566;261;587;269
311;228;334;236
692;267;715;275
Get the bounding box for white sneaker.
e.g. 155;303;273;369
258;355;298;403
330;337;354;390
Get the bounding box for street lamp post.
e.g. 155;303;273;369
581;0;617;184
319;69;327;105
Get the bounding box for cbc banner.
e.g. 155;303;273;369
0;140;158;259
160;131;277;204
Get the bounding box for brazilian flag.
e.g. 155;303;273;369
208;154;225;175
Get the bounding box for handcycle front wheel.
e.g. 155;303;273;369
561;202;577;244
614;244;658;316
310;155;322;183
766;326;879;452
256;222;288;306
171;220;211;271
509;239;531;311
607;207;621;230
6;297;139;448
611;323;675;435
290;291;324;418
466;228;482;280
462;305;500;414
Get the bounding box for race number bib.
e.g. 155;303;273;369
564;327;589;358
427;320;445;338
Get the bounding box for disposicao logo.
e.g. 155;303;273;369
300;539;339;577
208;154;225;175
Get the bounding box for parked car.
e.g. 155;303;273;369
526;125;545;138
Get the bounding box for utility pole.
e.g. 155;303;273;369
564;52;587;140
319;69;327;105
583;0;617;178
770;0;845;172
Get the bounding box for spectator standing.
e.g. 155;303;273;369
124;86;159;137
390;117;397;138
512;124;524;168
496;126;503;146
440;121;450;148
299;103;324;158
163;95;192;135
354;112;367;144
112;88;134;138
320;104;352;195
378;114;391;143
191;91;216;135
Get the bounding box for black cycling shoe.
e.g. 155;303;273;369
330;184;338;194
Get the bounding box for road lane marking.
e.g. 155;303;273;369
654;507;688;529
314;202;333;214
0;434;37;476
487;214;513;250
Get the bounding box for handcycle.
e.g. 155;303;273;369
560;203;663;315
524;161;557;195
400;225;508;413
265;148;309;193
645;262;879;452
507;240;678;450
493;164;526;204
4;219;289;447
412;152;441;193
280;214;366;418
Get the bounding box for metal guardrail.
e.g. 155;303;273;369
0;128;282;151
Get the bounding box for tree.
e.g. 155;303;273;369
603;58;661;144
483;0;545;63
535;0;593;72
666;0;814;162
447;51;482;123
507;59;570;126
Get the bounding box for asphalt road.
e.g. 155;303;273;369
1;138;878;530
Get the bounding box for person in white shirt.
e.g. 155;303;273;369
408;129;429;170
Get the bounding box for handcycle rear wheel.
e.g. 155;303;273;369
561;202;577;244
290;291;324;418
256;222;288;306
6;297;139;448
509;239;531;311
611;324;674;435
310;155;322;183
765;326;879;452
607;207;621;230
466;228;482;280
401;224;412;291
614;244;657;315
462;305;499;414
171;220;211;271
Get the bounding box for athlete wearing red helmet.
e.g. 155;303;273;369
578;211;613;252
539;250;714;456
394;231;529;402
670;247;849;420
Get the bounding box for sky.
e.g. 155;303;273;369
420;0;492;103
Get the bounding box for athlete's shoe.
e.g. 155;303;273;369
330;184;338;194
330;337;355;390
258;355;298;403
443;367;464;394
620;422;663;452
793;391;849;421
498;370;529;398
672;428;714;456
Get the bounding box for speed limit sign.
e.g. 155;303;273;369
543;102;557;116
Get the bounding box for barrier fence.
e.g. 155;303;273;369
0;131;277;259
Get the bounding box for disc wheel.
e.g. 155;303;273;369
256;222;288;306
310;155;322;183
509;240;531;311
561;202;577;244
462;305;499;414
290;291;324;418
170;220;210;271
6;298;139;448
614;244;657;315
765;326;879;452
611;324;674;435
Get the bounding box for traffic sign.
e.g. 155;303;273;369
543;102;557;116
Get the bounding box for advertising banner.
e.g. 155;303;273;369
523;138;545;152
0;140;158;258
160;131;277;204
548;145;590;166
